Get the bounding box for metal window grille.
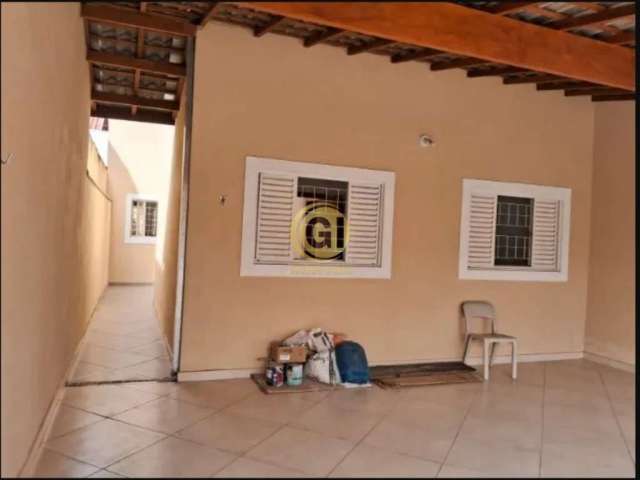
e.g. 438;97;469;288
295;177;348;261
494;196;532;266
130;199;158;238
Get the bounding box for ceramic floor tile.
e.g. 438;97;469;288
445;435;540;477
70;362;115;382
169;379;258;409
87;470;125;478
214;457;308;478
46;419;165;468
122;380;179;396
84;332;155;352
79;344;152;370
34;449;100;478
541;441;635;477
362;417;457;463
110;357;172;381
438;464;517;478
113;397;215;434
329;443;441;478
245;426;353;476
129;340;169;358
400;382;480;410
176;411;282;454
49;405;104;439
324;386;400;415
62;384;159;417
290;400;383;443
108;436;236;478
224;392;318;423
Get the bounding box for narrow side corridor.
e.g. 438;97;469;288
68;286;172;384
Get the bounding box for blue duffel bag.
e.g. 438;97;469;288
335;341;369;384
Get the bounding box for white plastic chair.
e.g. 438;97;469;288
461;301;517;380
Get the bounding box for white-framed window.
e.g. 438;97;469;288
125;193;159;245
458;179;571;282
240;156;396;278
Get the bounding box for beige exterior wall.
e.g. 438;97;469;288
0;3;103;476
180;24;595;373
585;102;635;367
107;120;174;284
154;99;186;352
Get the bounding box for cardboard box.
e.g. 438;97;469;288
270;343;307;363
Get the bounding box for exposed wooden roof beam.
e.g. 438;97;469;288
390;48;441;63
565;88;629;97
303;27;344;47
430;57;489;71
347;38;395;55
502;74;563;84
239;2;634;90
592;93;636;102
551;4;636;31
467;66;528;78
81;4;197;36
570;3;605;13
87;51;186;77
93;104;175;125
200;2;220;27
92;91;180;111
253;15;286;37
489;2;539;15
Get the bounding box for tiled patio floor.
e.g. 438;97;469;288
38;359;634;477
68;285;172;384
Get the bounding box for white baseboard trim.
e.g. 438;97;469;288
18;326;88;477
584;351;635;373
176;351;584;382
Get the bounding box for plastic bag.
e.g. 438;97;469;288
304;350;342;385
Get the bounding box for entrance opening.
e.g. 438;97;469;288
67;116;179;385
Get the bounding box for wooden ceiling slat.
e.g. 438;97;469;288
239;2;634;90
87;51;186;77
93;104;175;125
92;91;179;111
253;15;286;37
565;88;629;97
551;4;636;31
430;57;489;71
592;93;636;101
536;81;599;91
81;4;197;36
304;27;344;47
502;74;563;84
347;38;396;55
390;48;441;63
467;66;528;78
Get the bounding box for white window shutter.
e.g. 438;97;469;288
346;183;383;266
466;194;497;269
531;199;560;271
255;173;295;263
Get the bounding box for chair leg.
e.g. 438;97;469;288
462;336;471;365
483;340;490;381
511;341;518;379
489;342;497;367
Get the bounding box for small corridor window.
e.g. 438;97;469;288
125;194;158;244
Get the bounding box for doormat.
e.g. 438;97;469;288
373;371;481;389
370;362;480;389
251;373;348;394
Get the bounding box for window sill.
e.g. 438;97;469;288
459;267;568;282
